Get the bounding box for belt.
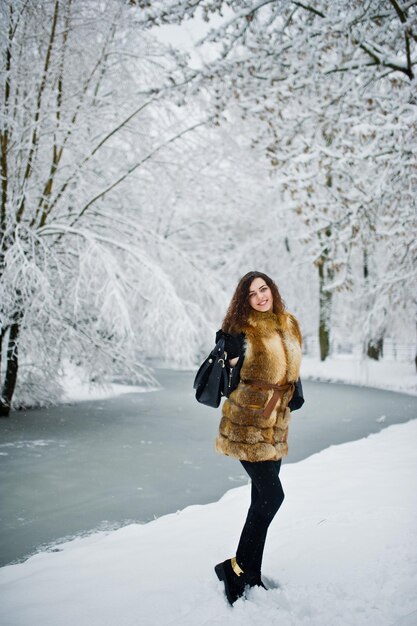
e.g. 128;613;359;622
243;379;295;418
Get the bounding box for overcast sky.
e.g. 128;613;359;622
154;9;230;68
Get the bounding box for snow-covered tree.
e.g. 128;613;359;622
137;0;417;361
0;0;225;415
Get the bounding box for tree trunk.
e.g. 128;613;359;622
367;337;384;360
0;322;20;417
318;257;332;361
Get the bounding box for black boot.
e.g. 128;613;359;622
245;572;267;590
214;558;246;605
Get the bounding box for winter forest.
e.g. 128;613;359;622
1;0;416;415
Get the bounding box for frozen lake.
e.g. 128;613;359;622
0;369;416;567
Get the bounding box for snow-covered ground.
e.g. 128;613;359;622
61;363;158;403
0;419;416;626
301;355;417;396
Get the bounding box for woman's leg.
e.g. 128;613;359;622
236;459;284;576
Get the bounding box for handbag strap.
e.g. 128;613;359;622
210;337;227;363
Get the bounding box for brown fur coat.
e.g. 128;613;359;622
216;309;302;462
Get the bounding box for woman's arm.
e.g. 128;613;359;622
216;330;241;361
288;378;304;411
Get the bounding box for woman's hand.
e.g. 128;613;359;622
215;329;241;359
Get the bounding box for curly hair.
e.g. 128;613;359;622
222;271;286;333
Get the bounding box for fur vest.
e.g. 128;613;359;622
216;309;302;462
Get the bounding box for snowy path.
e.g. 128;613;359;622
1;371;416;567
0;420;416;626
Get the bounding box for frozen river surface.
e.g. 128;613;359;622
0;370;416;567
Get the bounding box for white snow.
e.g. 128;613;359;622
61;364;156;403
0;419;416;626
301;355;417;396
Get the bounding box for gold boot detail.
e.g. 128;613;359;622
231;556;244;577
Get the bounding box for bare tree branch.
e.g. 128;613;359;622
291;1;326;18
41;97;157;224
64;116;213;230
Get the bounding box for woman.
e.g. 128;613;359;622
214;270;304;605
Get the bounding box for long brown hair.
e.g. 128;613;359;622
222;271;286;333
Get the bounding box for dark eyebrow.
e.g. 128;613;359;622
249;283;267;295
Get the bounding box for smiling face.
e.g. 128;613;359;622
248;277;273;312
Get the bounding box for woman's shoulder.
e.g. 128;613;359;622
216;328;245;349
215;328;245;340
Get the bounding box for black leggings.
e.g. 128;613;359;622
236;459;284;575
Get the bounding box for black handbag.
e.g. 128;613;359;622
193;338;229;407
